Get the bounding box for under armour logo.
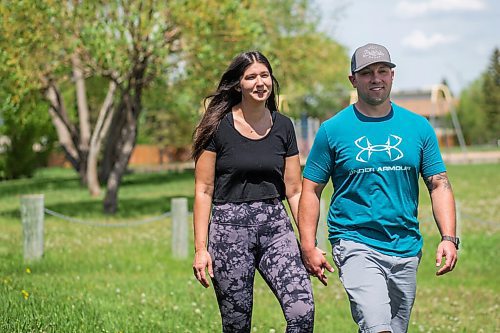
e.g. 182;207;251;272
354;135;404;163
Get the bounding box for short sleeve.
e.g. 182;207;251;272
204;134;217;152
285;117;299;157
303;125;333;184
420;121;446;178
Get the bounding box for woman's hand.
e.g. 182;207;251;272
193;249;214;288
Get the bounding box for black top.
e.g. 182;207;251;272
205;111;299;204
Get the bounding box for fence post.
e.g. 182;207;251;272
317;198;328;250
171;197;188;259
20;194;44;261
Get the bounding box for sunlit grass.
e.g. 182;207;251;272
0;164;498;332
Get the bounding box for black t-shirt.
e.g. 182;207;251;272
205;111;299;204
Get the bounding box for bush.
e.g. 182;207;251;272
0;93;55;180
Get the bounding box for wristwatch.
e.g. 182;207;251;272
441;235;460;250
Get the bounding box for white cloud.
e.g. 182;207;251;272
402;30;459;50
396;0;487;17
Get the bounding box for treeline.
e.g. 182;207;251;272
0;1;350;213
456;48;500;145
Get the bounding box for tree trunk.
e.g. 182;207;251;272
103;102;138;214
101;56;148;213
102;65;145;214
87;81;117;196
98;100;127;185
45;83;82;173
72;54;91;185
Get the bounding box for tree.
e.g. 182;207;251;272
0;1;270;212
249;1;350;118
1;0;350;213
0;93;56;180
81;2;181;213
482;48;500;143
271;32;350;118
457;48;500;145
456;79;487;144
0;13;56;179
138;0;350;159
1;1;180;213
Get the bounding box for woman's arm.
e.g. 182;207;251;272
284;154;302;226
192;150;216;287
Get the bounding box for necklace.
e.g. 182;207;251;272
244;115;270;134
233;108;272;137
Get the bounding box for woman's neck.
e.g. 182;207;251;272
232;102;272;137
234;101;269;123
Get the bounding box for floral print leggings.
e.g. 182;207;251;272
208;198;314;333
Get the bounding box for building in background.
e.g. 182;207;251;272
350;84;466;149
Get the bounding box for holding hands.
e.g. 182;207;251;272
301;246;335;286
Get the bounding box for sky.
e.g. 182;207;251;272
315;0;500;95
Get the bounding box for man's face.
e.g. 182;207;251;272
349;63;394;106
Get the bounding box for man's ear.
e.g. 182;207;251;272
348;75;356;88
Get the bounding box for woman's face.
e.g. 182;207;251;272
238;62;272;104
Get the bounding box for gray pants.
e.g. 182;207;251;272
332;239;421;333
208;199;314;333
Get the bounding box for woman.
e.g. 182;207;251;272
191;51;314;333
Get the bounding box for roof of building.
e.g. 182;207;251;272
349;85;456;117
391;88;453;117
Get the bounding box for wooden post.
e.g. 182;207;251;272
171;197;188;259
20;194;44;261
317;198;328;250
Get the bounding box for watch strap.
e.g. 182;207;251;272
441;235;460;249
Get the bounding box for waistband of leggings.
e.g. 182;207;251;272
212;197;280;207
211;198;286;225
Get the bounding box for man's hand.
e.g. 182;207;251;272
193;249;214;287
436;240;458;276
301;246;335;286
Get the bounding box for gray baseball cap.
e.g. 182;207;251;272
351;43;396;73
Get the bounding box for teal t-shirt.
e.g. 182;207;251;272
303;103;446;257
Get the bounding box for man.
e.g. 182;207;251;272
298;43;459;333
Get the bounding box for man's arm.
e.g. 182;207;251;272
424;171;458;276
298;178;334;285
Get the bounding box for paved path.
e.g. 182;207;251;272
442;150;500;164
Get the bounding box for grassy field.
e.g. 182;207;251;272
0;164;498;332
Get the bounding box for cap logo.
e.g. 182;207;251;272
362;47;385;60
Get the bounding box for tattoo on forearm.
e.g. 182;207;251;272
424;172;452;193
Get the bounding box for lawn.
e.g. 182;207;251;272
0;164;498;332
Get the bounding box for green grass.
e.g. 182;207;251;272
0;165;498;332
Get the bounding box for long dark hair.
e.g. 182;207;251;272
191;51;280;161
